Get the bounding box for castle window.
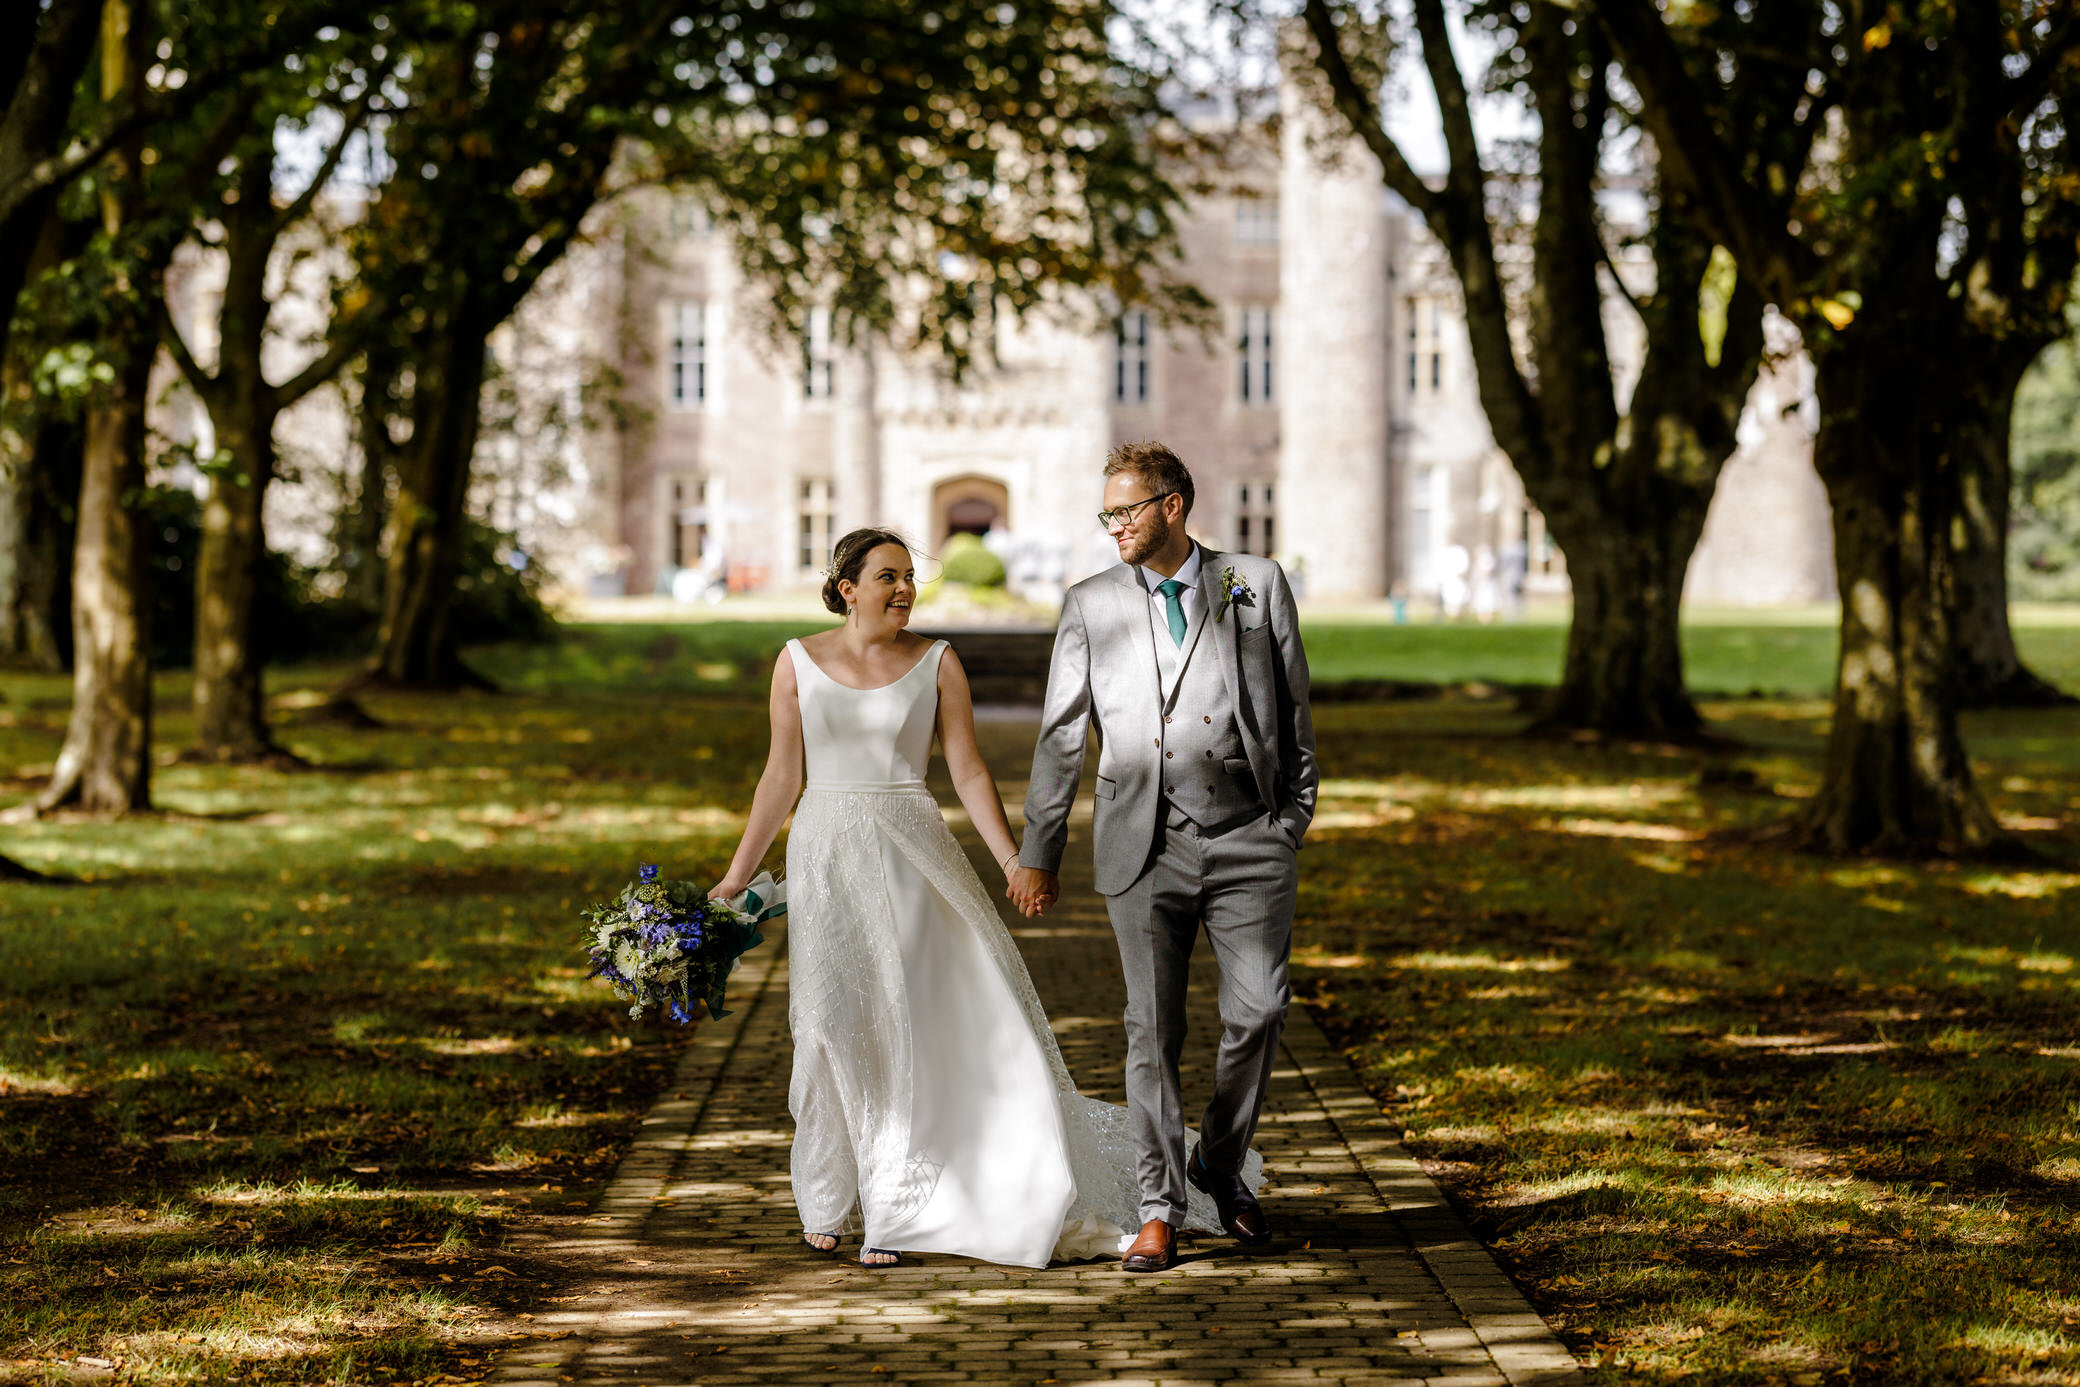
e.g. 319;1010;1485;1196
666;300;706;409
1114;310;1151;403
670;474;712;569
802;305;835;402
1234;196;1279;246
1405;296;1445;397
1236;480;1276;557
668;195;711;238
1238;306;1273;404
799;477;835;572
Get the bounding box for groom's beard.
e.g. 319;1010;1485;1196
1117;516;1172;567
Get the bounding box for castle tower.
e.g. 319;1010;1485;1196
832;342;882;536
1277;80;1392;599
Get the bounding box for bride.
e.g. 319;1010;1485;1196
705;527;1253;1269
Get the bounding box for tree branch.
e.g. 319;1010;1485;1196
1526;5;1617;457
273;89;381;236
1398;0;1544;472
272;297;381;409
156;295;220;406
0;3;373;227
1408;0;1484;218
1296;0;1439;215
1592;0;1808;303
0;0;105;226
1598;235;1645;321
2006;8;2080;118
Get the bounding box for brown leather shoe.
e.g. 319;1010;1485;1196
1121;1218;1176;1272
1188;1146;1270;1245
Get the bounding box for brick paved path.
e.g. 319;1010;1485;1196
493;727;1578;1387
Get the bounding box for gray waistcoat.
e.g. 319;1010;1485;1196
1156;611;1263;829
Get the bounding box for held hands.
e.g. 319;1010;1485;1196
1005;866;1059;919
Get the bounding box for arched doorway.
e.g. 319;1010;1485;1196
932;475;1009;546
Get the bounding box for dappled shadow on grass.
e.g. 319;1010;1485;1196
0;1187;525;1384
1296;699;2080;1386
0;656;787;1383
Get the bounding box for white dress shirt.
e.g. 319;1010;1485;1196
1141;546;1204;699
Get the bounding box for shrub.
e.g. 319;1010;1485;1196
447;519;557;646
940;532;1006;587
143;495;550;668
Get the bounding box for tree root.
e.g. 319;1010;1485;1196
0;852;53;882
337;657;501;698
177;742;314;771
1519;710;1742;753
1769;805;2037;864
1956;662;2077;710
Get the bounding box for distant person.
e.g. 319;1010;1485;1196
1472;544;1499;624
1501;536;1529;620
1439;542;1471;620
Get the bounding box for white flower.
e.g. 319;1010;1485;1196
1216;566;1256;623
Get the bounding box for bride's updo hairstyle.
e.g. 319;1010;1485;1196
821;527;911;615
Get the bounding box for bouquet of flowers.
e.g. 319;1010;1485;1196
581;865;782;1023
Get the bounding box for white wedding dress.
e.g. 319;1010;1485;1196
782;637;1259;1267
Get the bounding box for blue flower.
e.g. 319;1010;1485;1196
638;863;659;883
1215;566;1256;623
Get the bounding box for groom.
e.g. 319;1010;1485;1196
1010;441;1317;1273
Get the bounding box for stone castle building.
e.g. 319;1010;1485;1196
158;109;1836;613
568;108;1836;611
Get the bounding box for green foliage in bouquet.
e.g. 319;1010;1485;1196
582;865;766;1023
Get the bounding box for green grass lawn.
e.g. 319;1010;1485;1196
1297;699;2080;1386
475;609;2080;699
1;617;2076;1385
0;660;769;1384
1299;614;2080;695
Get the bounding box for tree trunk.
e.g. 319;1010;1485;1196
38;343;153;813
0;411;77;670
341;352;395;613
191;418;286;760
0;368;64;669
39;0;156;815
1532;492;1709;739
366;316;490;689
1951;348;2072;707
1;203;80;669
1793;330;2006;857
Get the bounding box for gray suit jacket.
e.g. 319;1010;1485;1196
1020;545;1318;896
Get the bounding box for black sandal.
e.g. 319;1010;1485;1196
858;1247;901;1267
802;1231;841;1256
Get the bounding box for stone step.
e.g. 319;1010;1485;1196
915;626;1057;706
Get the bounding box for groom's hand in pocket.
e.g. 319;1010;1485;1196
1007;867;1058;918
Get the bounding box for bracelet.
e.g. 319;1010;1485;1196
1000;850;1021;871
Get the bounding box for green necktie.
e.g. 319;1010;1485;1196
1157;578;1187;645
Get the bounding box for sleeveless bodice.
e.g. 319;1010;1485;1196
789;638;947;790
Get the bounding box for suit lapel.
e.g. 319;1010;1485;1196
1193;546;1240;715
1114;564;1164;706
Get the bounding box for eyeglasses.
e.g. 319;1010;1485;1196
1097;491;1177;530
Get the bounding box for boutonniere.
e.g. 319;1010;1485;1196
1215;566;1256;623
